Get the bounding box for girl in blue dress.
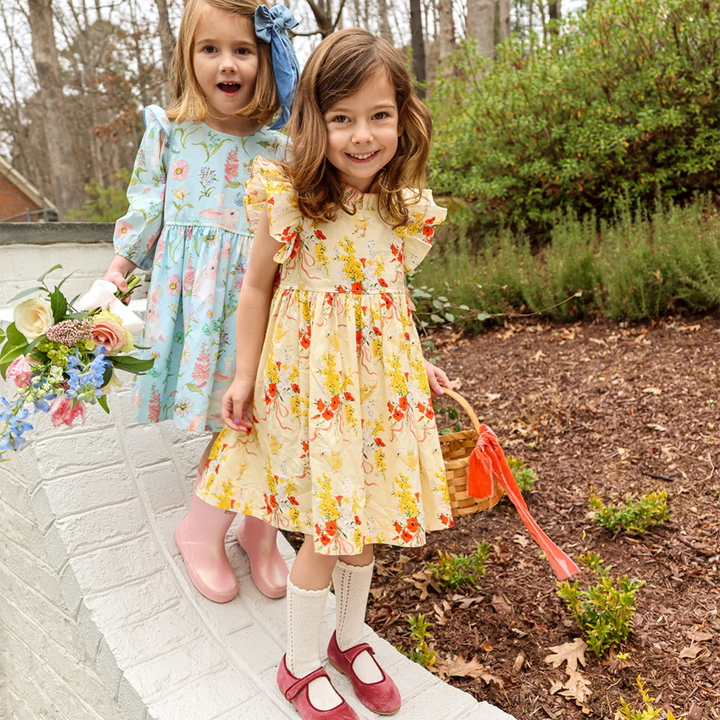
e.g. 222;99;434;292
103;0;300;605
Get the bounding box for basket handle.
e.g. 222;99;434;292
441;388;481;436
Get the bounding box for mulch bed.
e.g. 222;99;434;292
369;316;720;720
288;315;719;719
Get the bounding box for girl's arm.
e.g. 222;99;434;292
222;208;284;431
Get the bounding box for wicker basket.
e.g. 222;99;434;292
439;388;505;517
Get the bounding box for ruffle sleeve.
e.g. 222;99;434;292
244;157;303;264
399;189;447;272
113;105;170;271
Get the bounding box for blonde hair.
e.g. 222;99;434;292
282;28;432;227
166;0;279;126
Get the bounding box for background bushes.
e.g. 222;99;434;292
428;0;720;240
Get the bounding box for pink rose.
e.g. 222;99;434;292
169;159;190;181
50;396;85;427
91;311;133;355
7;355;33;388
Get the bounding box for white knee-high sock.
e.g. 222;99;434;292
332;559;383;683
286;579;342;711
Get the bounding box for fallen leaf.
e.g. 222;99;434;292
549;680;564;694
688;704;704;720
545;638;588;672
369;587;384;600
481;641;493;653
486;392;502;402
560;667;592;704
531;349;547;362
687;630;713;643
491;593;513;615
643;387;662;396
679;645;703;659
513;533;529;548
435;655;504;687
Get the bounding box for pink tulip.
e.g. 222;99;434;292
50;396;86;427
7;356;34;389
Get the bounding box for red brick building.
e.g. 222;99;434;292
0;157;56;222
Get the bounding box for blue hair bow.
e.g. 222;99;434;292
254;5;300;130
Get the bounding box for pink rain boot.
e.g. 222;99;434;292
175;471;238;603
236;516;288;599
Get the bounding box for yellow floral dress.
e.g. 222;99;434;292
197;157;454;555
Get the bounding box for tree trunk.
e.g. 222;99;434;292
438;0;455;61
27;0;83;219
466;0;495;66
155;0;175;102
409;0;426;97
497;0;510;42
378;0;392;42
549;1;561;21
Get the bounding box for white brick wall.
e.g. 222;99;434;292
0;242;515;720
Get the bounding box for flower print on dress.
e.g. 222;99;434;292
225;147;241;188
169;159;190;181
112;106;287;431
196;158;452;554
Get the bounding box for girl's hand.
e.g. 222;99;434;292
425;360;451;397
221;376;255;432
104;255;138;293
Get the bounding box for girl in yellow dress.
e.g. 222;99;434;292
198;28;453;720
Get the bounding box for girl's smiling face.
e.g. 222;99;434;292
324;72;403;193
193;4;259;134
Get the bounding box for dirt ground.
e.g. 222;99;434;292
366;315;720;720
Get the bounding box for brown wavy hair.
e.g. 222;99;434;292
166;0;279;126
282;28;432;227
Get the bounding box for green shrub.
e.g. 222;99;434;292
557;551;644;657
70;168;131;222
429;0;720;238
506;456;538;495
617;677;678;720
427;541;490;591
590;488;670;534
407;614;436;668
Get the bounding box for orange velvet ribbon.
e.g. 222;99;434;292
468;425;580;581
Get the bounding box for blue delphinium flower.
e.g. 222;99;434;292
65;348;110;402
0;396;33;453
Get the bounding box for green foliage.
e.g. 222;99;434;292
429;0;720;238
557;551;644;657
410;197;720;324
427;541;490;591
407;614;436;668
590;488;670;534
506;456;538;495
70;168;131;222
434;404;463;435
617;676;678;720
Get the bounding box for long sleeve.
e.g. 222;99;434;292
113;106;170;271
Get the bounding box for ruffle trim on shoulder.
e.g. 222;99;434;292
143;105;170;147
399;189;447;271
244;157;303;264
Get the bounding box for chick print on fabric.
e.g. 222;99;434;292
198;158;454;555
114;107;285;431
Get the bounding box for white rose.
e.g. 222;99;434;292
13;297;53;341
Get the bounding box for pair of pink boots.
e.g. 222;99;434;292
176;472;288;601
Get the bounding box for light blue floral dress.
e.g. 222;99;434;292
113;105;285;431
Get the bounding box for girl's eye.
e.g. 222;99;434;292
331;115;349;124
373;112;389;120
202;45;217;54
235;48;250;55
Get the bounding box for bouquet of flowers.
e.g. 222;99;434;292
0;265;153;458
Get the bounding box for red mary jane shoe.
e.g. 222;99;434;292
327;632;401;716
276;655;359;720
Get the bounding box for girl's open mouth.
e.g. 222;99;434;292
345;150;380;163
217;82;241;96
